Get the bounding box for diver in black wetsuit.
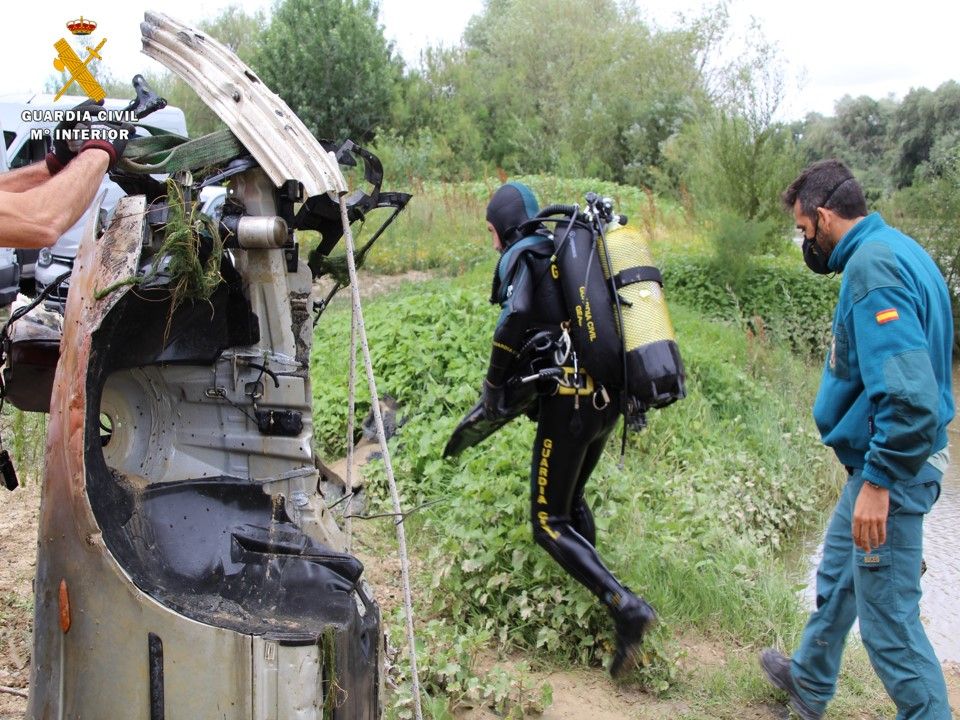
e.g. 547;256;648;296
481;181;656;678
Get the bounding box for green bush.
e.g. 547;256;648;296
706;210;790;272
663;251;839;357
371;130;480;186
311;271;493;457
311;269;839;708
0;407;47;485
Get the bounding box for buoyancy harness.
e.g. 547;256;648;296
518;192;686;429
490;232;554;305
492;234;612;411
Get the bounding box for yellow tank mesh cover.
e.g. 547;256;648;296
599;225;676;349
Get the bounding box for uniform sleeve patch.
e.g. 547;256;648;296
875;308;900;324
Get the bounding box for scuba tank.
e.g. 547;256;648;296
597;221;685;409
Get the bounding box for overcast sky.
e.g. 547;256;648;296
3;0;958;121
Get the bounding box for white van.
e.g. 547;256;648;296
0;93;189;307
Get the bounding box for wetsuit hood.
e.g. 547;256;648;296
486;182;540;248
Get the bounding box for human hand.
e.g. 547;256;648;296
78;121;134;171
852;481;889;552
45;99;105;173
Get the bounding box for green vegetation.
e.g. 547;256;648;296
0;406;47;486
304;162;917;714
255;0;401;143
665;251;839;357
157;0;957;345
309;174;693;279
93;1;958;342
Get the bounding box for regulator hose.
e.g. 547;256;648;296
536;203;579;218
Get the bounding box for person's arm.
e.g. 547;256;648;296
480;255;537;418
486;257;535;388
851;251;938;487
0;161;54;193
0;149;110;249
848;243;938;550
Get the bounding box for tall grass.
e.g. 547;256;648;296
0;406;47;486
300;175;706;279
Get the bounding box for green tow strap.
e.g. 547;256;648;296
117;126;246;175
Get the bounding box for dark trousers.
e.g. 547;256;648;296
528;390;626;602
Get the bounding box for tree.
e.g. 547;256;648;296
166;5;268;136
675;111;801;227
884;152;960;352
201;4;265;65
890;81;960;187
833;94;893;164
415;0;713;182
794;112;842;163
666;15;801;243
796;95;897;200
254;0;403;143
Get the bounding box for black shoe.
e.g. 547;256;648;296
608;594;656;679
759;648;822;720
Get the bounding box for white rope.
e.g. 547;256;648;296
344;307;357;552
338;195;424;720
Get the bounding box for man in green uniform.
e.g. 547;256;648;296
760;159;953;720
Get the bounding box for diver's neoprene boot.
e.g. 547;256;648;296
608;592;656;679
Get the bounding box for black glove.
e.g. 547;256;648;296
45;99;105;174
79;121;134;171
481;379;507;420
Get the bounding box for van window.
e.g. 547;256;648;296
3;131;14;149
10;137;50;169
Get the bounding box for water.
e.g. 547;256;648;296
921;458;960;660
803;424;960;662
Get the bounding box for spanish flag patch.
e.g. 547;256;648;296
875;308;900;325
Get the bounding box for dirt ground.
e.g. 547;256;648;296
0;478;39;719
313;268;435;305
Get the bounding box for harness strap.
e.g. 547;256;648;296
614;265;661;289
553;366;595;397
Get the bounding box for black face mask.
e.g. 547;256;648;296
801;176;852;275
803;236;832;274
802;219;832;274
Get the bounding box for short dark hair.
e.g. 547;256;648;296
782;159;867;221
